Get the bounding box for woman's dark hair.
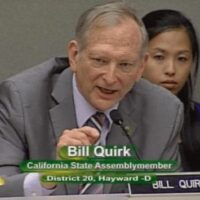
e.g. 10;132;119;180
142;9;199;112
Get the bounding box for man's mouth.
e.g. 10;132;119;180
97;86;117;95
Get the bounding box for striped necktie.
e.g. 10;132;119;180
79;112;106;194
87;112;105;131
86;112;106;145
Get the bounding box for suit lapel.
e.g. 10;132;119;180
49;98;77;141
49;69;79;195
107;99;137;145
50;69;77;141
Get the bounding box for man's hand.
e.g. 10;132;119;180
57;126;100;147
41;126;100;190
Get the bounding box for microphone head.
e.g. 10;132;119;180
110;109;123;125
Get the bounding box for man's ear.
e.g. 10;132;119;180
67;40;79;72
136;53;149;81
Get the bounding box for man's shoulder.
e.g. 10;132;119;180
132;78;182;106
5;57;69;83
0;57;71;102
120;78;183;125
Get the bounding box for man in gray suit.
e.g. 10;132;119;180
0;2;183;197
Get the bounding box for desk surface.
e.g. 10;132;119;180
1;193;200;200
129;193;200;200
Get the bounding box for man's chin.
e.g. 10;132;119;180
91;101;115;112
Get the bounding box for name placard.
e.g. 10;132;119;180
131;172;200;194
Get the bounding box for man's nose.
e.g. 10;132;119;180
102;64;117;84
164;59;176;76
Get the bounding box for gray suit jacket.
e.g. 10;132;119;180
0;57;183;196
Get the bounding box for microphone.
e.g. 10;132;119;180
110;109;141;160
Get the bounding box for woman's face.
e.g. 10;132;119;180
143;28;193;95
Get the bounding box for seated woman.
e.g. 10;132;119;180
142;9;200;171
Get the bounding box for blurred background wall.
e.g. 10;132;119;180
0;0;199;81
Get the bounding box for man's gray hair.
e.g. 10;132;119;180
75;1;148;57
